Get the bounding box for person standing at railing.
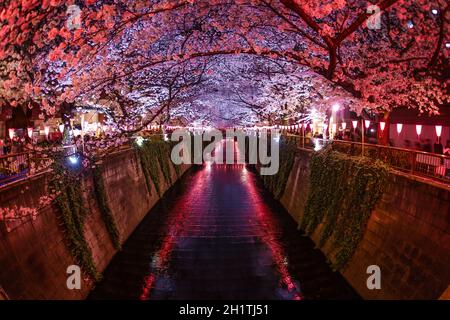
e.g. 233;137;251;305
434;139;443;155
423;139;432;153
444;141;450;156
10;137;22;154
4;138;11;155
414;141;422;151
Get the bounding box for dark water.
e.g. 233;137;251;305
89;142;358;300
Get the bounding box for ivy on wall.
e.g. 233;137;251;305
301;147;388;270
260;137;297;199
50;160;100;281
136;140;178;197
92;166;121;250
48;141;179;282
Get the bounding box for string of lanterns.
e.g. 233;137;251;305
276;121;444;142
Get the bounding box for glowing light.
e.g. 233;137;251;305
435;125;442;137
396;123;403;135
44;126;50;137
341;122;347;130
68;155;78;165
27;128;33;139
8;128;15;140
59;124;65;133
332;103;340;112
332;123;337;133
431;9;438;15
380;122;386;131
407;21;414;28
352;120;358;129
314;139;322;151
446;43;450;49
136;136;145;147
365;120;371;129
416;124;422;136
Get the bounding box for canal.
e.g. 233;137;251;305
89;141;358;300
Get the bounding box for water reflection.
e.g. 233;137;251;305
89;140;358;300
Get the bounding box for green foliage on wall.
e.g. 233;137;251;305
92;166;121;250
50;161;100;281
136;140;177;197
301;147;388;270
260;137;297;199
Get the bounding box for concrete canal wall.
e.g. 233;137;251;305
280;148;450;300
0;148;190;299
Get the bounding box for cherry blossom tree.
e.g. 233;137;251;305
0;0;448;126
0;0;449;223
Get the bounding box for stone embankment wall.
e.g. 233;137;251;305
0;148;189;299
279;149;450;300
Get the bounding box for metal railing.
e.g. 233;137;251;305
0;151;53;187
0;134;165;188
286;134;450;184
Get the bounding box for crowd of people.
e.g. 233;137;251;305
305;128;450;156
0;137;26;156
403;139;450;156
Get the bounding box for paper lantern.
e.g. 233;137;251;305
435;125;442;137
380;122;386;131
365;120;371;129
59;124;65;133
415;125;422;136
8;128;15;140
44;126;50;137
352;120;358;129
27;128;33;139
396;123;403;135
341;122;347;130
